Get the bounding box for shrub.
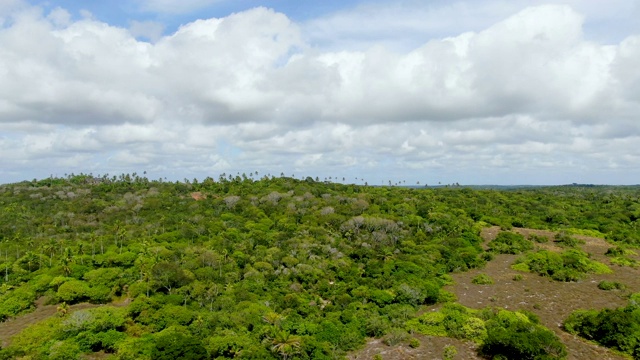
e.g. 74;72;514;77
610;257;640;268
115;336;155;360
598;281;626;291
83;267;122;288
528;234;549;243
461;317;487;342
56;280;90;303
206;332;253;358
75;329;126;352
8;316;63;356
47;339;82;360
408;337;420;348
605;247;627;257
409;304;564;359
512;249;611;282
471;274;494;285
488;232;533;254
382;328;409;346
554;232;584;248
443;345;457;360
438;290;457;303
152;329;207;360
406;311;447;337
564;306;640;357
370;289;395;306
62;306;127;334
365;315;390;337
481;310;566;359
0;286;36;320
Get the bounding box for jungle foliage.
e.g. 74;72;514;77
0;173;638;359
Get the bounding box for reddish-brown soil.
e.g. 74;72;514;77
349;227;640;360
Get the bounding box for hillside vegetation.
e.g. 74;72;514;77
0;174;639;359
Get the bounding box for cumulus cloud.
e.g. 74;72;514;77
129;20;164;42
0;2;639;184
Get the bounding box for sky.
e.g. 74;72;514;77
1;0;639;185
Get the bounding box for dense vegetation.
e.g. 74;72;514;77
564;293;640;358
0;173;639;359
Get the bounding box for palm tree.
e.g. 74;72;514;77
61;247;73;276
22;252;39;272
262;311;284;327
4;248;9;282
271;331;302;360
56;302;69;317
77;243;85;265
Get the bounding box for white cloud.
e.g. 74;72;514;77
129;20;164;42
0;2;639;184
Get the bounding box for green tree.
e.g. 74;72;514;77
271;331;302;360
151;330;207;360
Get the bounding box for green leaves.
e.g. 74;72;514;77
512;249;611;281
2;176;640;359
151;329;207;360
487;231;533;254
482;310;567;360
564;305;640;357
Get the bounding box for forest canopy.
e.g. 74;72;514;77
0;173;638;359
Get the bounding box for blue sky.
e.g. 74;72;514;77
34;0;361;28
1;0;640;185
30;0;638;44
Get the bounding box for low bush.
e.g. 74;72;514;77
443;345;457;360
488;232;533;254
471;274;494;285
482;310;566;359
553;232;584;248
0;286;36;320
407;305;565;359
512;249;611;282
610;257;640;268
564;305;640;357
382;328;409;346
597;281;626;291
528;234;549;243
